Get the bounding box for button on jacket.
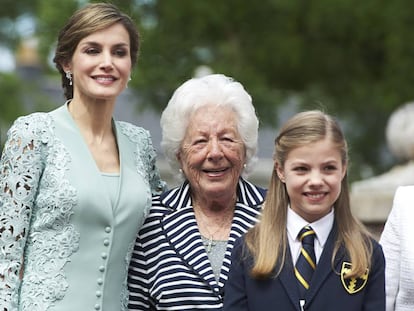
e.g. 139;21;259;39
0;104;165;310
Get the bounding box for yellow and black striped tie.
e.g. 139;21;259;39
294;226;316;298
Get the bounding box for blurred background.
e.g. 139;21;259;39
2;0;414;235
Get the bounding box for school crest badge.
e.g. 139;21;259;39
340;262;369;294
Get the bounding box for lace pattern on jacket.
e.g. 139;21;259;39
0;113;80;311
118;121;166;217
0;114;166;310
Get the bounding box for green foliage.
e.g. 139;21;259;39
0;73;26;152
0;71;56;153
127;0;414;179
36;0;79;69
0;73;25;123
0;0;35;17
0;0;37;48
4;0;414;180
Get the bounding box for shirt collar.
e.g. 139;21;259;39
287;206;334;248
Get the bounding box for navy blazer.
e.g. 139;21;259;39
223;226;385;311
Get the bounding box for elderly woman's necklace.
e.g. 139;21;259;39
202;229;221;253
194;205;234;253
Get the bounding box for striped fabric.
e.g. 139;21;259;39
294;226;316;299
128;178;265;310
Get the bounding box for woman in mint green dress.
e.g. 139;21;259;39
0;3;165;310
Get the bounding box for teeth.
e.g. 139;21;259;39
95;77;114;81
308;193;324;199
206;169;225;172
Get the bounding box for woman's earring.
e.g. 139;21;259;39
66;71;73;86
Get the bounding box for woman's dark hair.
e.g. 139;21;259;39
53;2;140;100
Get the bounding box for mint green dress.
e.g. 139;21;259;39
0;103;166;310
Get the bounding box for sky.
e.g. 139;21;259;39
0;14;35;73
0;47;16;72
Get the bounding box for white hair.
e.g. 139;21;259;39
160;73;259;180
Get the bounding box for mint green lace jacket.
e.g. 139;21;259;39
0;104;166;311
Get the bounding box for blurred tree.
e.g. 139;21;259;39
0;0;55;152
36;0;77;65
0;0;39;151
0;74;24;121
0;73;24;151
0;0;37;48
124;0;414;180
5;0;414;181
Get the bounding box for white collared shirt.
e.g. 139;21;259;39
287;206;334;265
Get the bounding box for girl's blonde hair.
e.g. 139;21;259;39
245;110;372;279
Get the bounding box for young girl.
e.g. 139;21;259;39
223;110;385;311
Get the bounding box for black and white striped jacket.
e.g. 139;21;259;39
128;178;266;310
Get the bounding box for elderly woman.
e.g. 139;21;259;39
127;74;266;310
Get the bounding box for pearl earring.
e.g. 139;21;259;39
65;71;73;86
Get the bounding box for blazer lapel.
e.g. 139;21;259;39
305;225;345;305
218;200;263;291
160;183;218;292
218;178;265;292
159;179;265;296
279;249;302;309
53;104;113;219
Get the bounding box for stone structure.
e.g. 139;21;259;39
351;102;414;229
